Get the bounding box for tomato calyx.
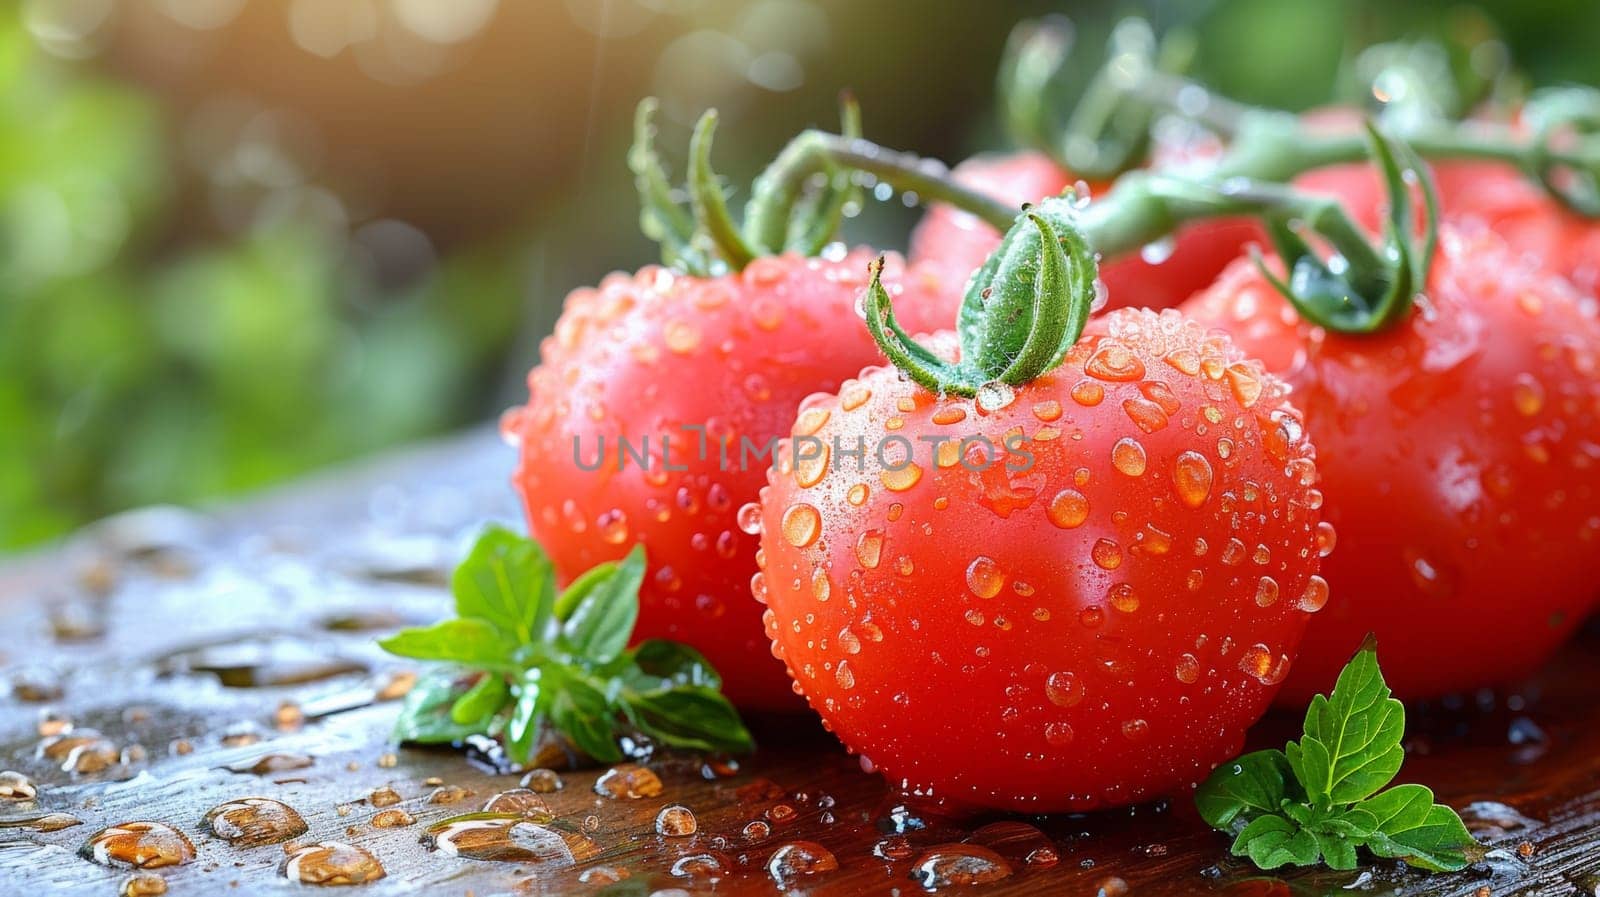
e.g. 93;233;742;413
629;96;865;276
1249;123;1439;334
864;194;1098;397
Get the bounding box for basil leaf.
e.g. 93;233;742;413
1358;784;1476;872
453;525;556;645
1299;637;1404;804
1232;815;1321;869
1319;807;1378;839
627;686;754;753
392;669;480;744
629;639;722;690
561;545;645;662
1315;832;1359;871
1196;750;1294;831
378;618;516;670
504;671;545;765
551;676;624;764
451;673;510;725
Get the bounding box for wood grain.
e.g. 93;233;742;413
1;430;1596;896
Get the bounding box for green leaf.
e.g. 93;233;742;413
1359;785;1477;872
1320;807;1379;839
1315;832;1359;871
1232;815;1321;869
1196;750;1295;831
561;545;645;662
392;669;480;744
452;525;556;645
504;670;545;765
626;686;754;754
379;618;516;670
629;639;723;690
1298;637;1405;804
550;675;625;764
450;673;510;725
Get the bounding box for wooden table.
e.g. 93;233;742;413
2;430;1597;896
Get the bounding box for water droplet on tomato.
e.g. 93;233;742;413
966;556;1005;598
1045;671;1084;708
781;504;822;548
1173;452;1213;508
1111;438;1147;477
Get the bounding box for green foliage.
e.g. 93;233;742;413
380;526;754;765
0;12;524;550
1195;639;1479;873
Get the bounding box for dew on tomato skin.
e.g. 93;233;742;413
1086;343;1147;381
1111;438;1148;477
811;569;833;602
795;444;831;488
1185;569;1204;592
1225;363;1263;407
835;661;856;690
1031;400;1064;422
1220;538;1246;566
1254;577;1281;608
1296;575;1330;612
781;504;822;547
932;406;968;425
1071;380;1106;406
840;384;872;411
793;406;831;437
1175;653;1200;684
1405;550;1457;598
855;531;885;569
1079;606;1105;628
1045;671;1084;708
1512;373;1546;417
1164;347;1201;375
976;382;1017;412
846;483;869;506
964;609;986;627
965;556;1005;598
1121;719;1151;741
1173;451;1214;509
1108;583;1140;613
837;627;862;655
596;509;629;545
751;572;769;604
663;319;701;354
881;463;924;492
1091;539;1123;570
896;556;915;576
1123;397;1170;433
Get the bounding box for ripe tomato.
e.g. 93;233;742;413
503;250;962;709
1183;227;1600;703
755;308;1328;811
909;151;1262;311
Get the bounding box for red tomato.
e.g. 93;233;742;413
754;308;1327;811
909;151;1262;310
503;250;962;709
1183;227;1600;703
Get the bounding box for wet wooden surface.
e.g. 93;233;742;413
2;429;1598;897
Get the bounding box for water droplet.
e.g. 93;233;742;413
1111;438;1147;477
0;770;37;800
655;805;698;837
283;841;387;884
1512;373;1545;416
1094;875;1131;897
781;504;822;548
594;765;663;799
1296;575;1330;613
202;798;308;847
1176;653;1200;684
1045;671;1084;708
796;443;831;488
119;872;167;897
847;483;869;506
1121;719;1150;741
1173;451;1213;508
482;789;550;817
835;661;856;690
670;851;730;878
880;463;924;492
1044;722;1074;747
1108;583;1139;613
520;769;564;793
975;382;1016;412
766;841;839;886
663;320;701;354
1254;576;1281;608
965;556;1005;598
1140;236;1176;264
1092;539;1123;570
371;809;415;828
855;530;885;569
1315;521;1337;557
933;406;968;425
82;822;197;869
743;820;772;841
424;813;592;865
1085;343;1146;381
909;844;1014;888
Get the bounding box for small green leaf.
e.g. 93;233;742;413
1300;637;1405;804
504;670;545;765
1196;750;1295;831
1320;807;1379;839
378;618;516;670
452;525;556;645
626;686;754;754
1232;815;1321;869
1364;799;1477;872
629;639;723;690
561;545;645;662
451;673;510;725
392;670;480;744
551;676;625;764
1315;832;1359;871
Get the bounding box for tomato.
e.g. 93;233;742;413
503;250;962;709
909;151;1262;311
754;308;1328;811
1183;227;1600;703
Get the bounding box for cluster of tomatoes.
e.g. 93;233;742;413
501;97;1600;812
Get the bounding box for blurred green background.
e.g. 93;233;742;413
2;0;1596;551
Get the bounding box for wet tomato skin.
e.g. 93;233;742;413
504;250;962;709
1183;227;1600;703
909;151;1262;311
755;309;1328;812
